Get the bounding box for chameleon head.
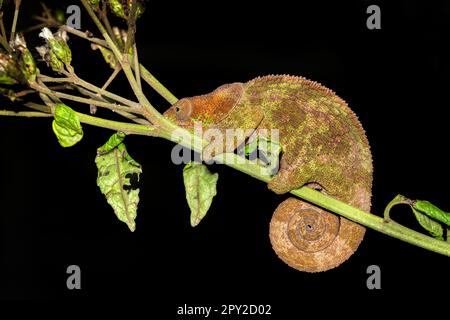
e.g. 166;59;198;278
163;83;245;130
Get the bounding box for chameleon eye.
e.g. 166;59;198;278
175;99;192;121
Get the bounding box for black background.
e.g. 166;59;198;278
1;0;450;314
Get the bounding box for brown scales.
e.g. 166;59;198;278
164;75;373;272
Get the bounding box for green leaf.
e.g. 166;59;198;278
414;200;450;227
97;132;126;154
183;162;219;227
411;207;444;240
95;135;142;231
384;194;445;240
52;103;83;147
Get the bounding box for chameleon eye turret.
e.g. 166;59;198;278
174;98;193;121
165;75;372;272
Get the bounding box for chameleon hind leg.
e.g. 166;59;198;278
269;197;364;272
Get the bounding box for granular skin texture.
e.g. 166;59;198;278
164;75;373;272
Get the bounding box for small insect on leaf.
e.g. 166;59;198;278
183;162;219;227
95;133;142;231
52;103;83;147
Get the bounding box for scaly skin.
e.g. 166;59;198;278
164;75;373;272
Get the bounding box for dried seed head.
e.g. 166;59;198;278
107;0;146;20
13;34;38;82
0;52;22;85
37;27;72;71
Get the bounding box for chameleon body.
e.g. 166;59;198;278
164;75;373;272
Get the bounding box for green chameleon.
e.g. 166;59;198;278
164;75;373;272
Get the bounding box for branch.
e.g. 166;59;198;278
31;82;142;114
0;110;51;117
1;104;160;137
9;0;22;44
61;24;178;104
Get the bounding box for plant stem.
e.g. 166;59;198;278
136;62;178;104
81;0;171;128
62;71;141;109
62;25;108;47
74;112;162;137
289;187;450;256
0;13;9;50
72;85;149;125
133;44;142;91
0;12;7;40
101;66;121;90
0;110;51;117
31;82;140;114
163;127;450;257
9;0;21;44
60;24;178;105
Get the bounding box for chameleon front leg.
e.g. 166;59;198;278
267;144;318;194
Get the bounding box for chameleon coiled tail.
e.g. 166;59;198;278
269;191;370;272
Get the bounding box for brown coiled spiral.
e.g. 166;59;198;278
269;198;366;272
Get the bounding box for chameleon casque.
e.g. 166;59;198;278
164;75;373;272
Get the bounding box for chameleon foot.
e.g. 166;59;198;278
269;197;364;272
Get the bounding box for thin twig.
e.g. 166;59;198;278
58;22;178;105
0;12;9;51
39;72;140;109
10;0;22;44
73;85;150;125
133;44;142;91
100;1;119;49
124;0;139;54
31;82;141;114
0;12;7;40
80;0;165;126
4;103;158;137
61;25;108;47
0;110;51;117
101;66;121;90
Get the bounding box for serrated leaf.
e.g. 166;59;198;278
95;135;142;231
183;162;218;227
412;207;444;240
52;103;83;147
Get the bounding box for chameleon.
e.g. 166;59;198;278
164;75;373;272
